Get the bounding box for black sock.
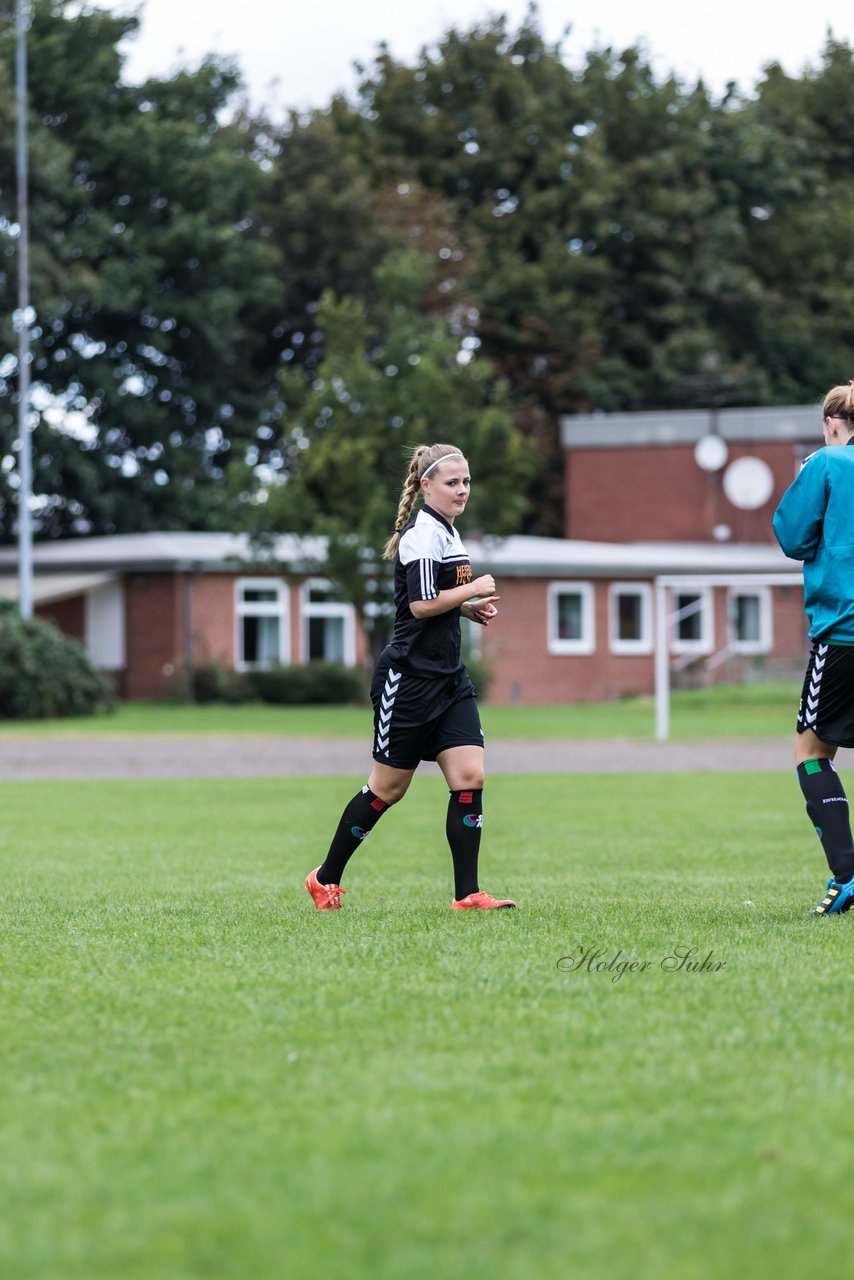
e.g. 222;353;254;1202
796;758;854;882
317;785;390;885
447;788;482;900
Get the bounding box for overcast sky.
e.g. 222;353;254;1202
95;0;854;117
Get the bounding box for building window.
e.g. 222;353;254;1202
235;579;289;669
609;583;653;655
547;582;595;655
85;580;126;671
302;579;356;665
728;587;772;654
671;588;713;655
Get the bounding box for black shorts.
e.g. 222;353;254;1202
370;660;483;770
797;640;854;747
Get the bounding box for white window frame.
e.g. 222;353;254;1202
234;578;290;671
300;578;357;666
670;586;714;656
608;582;653;655
547;581;595;656
728;586;772;654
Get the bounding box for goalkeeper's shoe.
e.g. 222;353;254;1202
305;867;346;911
451;890;516;911
811;876;854;916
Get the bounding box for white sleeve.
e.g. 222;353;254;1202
399;524;442;601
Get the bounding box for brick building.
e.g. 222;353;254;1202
561;404;817;543
0;533;805;707
0;533;368;700
471;536;804;705
0;404;818;704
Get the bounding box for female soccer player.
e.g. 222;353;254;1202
305;443;516;911
773;381;854;915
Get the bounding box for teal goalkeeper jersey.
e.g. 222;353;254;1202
773;441;854;641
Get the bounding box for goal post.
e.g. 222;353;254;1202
653;573;803;741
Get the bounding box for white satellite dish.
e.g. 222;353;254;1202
722;456;775;510
694;434;729;472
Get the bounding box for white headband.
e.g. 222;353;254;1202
420;452;465;480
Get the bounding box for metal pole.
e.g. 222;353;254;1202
654;579;670;741
182;568;197;704
15;0;33;618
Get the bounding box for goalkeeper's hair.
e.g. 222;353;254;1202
822;381;854;423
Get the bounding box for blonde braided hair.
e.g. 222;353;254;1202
382;443;465;560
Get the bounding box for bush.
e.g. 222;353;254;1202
250;662;367;705
464;657;492;700
0;602;114;719
190;662;252;705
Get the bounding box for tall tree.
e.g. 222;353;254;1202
342;15;591;531
7;4;854;552
235;249;534;653
727;40;854;398
330;17;770;528
0;0;281;538
323;19;854;526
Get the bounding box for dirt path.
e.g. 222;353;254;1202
0;735;808;780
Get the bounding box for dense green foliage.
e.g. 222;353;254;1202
187;661;252;705
188;659;367;704
3;2;854;544
249;661;366;705
0;598;112;716
0;1;280;537
0;772;851;1278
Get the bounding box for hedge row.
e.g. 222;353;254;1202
190;661;367;705
0;602;488;716
189;658;492;704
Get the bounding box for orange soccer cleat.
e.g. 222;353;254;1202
451;890;516;911
305;867;346;911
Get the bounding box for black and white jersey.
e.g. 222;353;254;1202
381;505;473;677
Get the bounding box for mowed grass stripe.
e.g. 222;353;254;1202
0;774;850;1280
0;679;802;739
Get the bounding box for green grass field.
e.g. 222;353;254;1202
1;770;850;1279
0;680;801;739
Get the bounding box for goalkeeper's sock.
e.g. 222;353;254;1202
317;785;390;885
797;758;854;883
446;788;482;901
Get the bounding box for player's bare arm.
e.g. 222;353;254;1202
410;574;496;620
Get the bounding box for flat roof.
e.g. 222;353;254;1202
467;535;800;579
0;531;802;582
0;532;327;574
0;571;117;603
560;404;820;448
